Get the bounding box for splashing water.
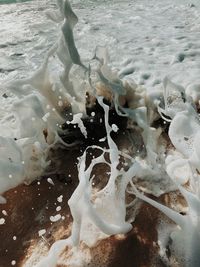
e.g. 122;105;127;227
1;0;200;267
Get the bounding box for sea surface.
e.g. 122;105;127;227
0;0;31;4
0;0;199;136
0;0;200;87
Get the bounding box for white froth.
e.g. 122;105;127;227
57;195;63;203
1;0;200;267
0;218;5;225
47;178;54;186
38;229;46;237
50;214;62;223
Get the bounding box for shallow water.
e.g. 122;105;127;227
0;0;200;90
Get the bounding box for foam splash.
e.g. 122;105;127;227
0;0;89;197
134;78;200;266
1;0;200;266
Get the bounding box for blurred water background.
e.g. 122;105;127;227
0;0;31;4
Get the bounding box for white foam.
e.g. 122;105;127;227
2;0;200;266
0;218;5;225
50;214;61;223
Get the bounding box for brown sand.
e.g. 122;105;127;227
0;110;176;267
0;142;172;267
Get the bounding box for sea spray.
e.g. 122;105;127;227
0;0;89;196
133;78;200;266
1;0;200;266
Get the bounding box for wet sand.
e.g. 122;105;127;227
0;180;165;267
0;133;171;267
0;107;176;267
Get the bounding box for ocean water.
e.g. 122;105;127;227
0;0;200;167
1;0;200;87
0;0;31;4
0;0;200;163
